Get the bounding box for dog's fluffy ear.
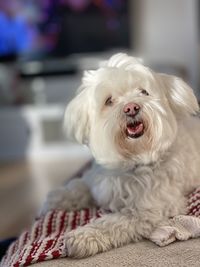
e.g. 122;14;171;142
161;74;199;116
64;87;90;144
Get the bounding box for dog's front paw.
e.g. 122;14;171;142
65;226;112;258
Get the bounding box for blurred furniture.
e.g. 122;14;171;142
0;72;85;161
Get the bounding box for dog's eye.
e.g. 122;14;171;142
105;96;113;106
140;89;149;96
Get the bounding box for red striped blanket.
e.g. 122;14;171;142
1;187;200;267
1;208;102;267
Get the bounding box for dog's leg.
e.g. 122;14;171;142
41;178;94;214
65;211;161;258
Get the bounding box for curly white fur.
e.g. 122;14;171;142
44;53;200;258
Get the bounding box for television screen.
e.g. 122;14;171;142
0;0;130;60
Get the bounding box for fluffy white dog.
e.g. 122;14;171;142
45;53;200;258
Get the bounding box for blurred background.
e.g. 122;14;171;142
0;0;199;240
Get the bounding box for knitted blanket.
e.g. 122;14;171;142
1;187;200;267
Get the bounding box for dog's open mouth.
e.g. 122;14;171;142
126;121;144;139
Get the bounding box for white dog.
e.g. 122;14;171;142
44;53;200;258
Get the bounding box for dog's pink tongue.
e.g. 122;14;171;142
127;122;144;135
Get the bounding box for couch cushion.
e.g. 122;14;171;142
33;239;200;267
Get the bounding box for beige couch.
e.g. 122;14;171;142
33;239;200;267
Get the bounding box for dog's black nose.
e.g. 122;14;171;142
123;102;140;117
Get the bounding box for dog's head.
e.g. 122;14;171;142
64;53;199;169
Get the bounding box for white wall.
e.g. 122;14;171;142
134;0;199;96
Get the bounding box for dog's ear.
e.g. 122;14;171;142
160;74;199;116
64;87;90;144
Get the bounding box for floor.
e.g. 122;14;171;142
0;157;90;239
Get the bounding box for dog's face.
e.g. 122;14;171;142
64;54;199;169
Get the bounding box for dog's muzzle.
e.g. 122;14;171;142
123;102;144;138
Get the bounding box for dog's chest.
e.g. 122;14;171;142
90;174;140;212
